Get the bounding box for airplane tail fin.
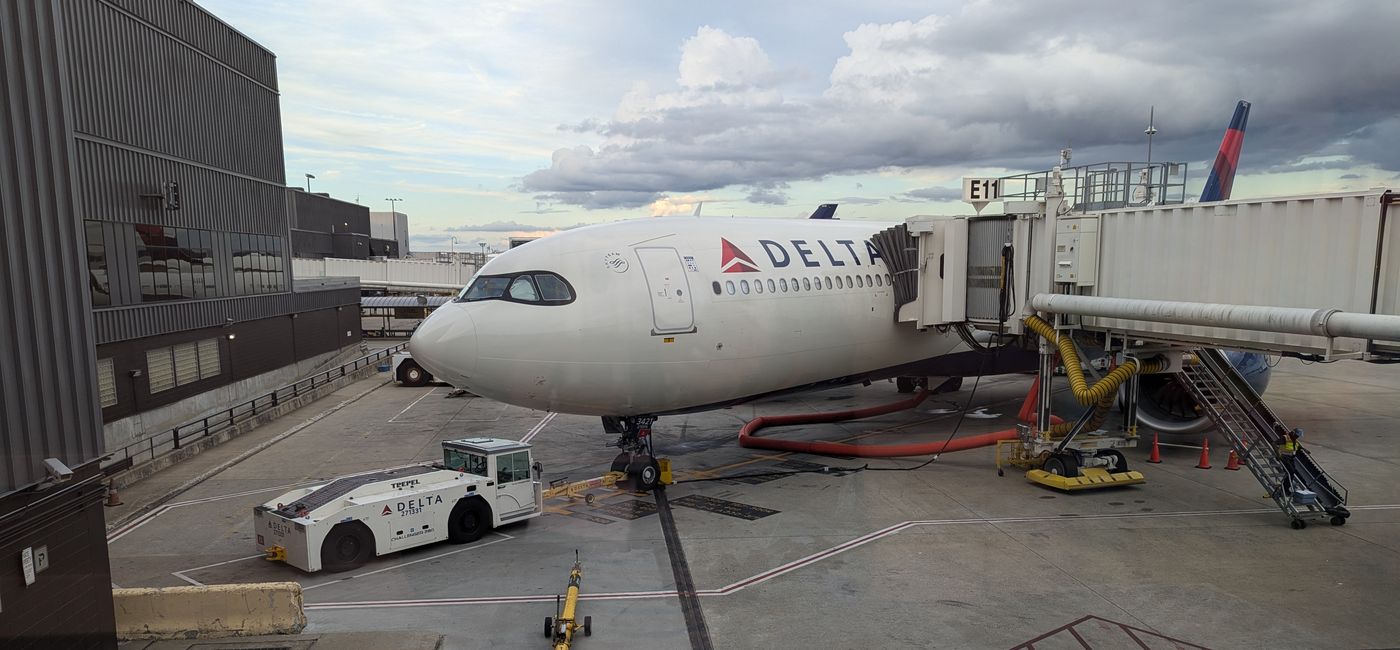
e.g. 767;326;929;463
809;203;837;219
692;201;704;217
1200;100;1250;202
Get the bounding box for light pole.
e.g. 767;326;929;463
305;173;315;192
385;197;403;216
479;242;486;265
450;236;456;257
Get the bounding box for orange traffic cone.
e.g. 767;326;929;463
1146;432;1162;463
104;485;123;507
1225;449;1242;471
1196;437;1212;469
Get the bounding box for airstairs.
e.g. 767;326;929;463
1178;349;1349;528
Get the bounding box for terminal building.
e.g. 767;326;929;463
1;2;361;644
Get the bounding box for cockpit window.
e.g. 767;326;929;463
508;276;540;301
535;274;571;301
457;271;576;305
463;276;511;301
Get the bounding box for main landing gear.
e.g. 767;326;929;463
603;415;662;491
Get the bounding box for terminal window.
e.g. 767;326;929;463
85;222;287;306
97;358;117;408
145;338;222;394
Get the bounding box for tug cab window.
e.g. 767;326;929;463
443;449;489;477
458;271;575;305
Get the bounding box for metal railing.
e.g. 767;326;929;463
999;161;1189;212
106;343;406;467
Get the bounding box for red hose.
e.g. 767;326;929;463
738;383;1063;458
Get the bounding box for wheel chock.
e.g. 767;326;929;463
658;458;674;486
1026;467;1146;491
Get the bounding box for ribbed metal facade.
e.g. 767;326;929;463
65;0;283;182
0;0;105;493
92;286;360;345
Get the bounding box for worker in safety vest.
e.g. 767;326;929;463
1280;428;1303;457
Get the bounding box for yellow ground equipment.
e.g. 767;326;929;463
544;552;591;648
541;460;673;504
1002;316;1169;491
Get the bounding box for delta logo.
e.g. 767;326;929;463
720;238;760;273
381;505;392;516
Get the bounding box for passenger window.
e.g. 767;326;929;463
767;279;776;293
740;280;750;294
824;277;833;290
886;273;892;285
534;274;573;301
846;275;854;287
726;280;736;295
866;274;873;287
790;277;798;291
712;281;721;295
508;276;540;301
754;280;764;294
802;277;811;291
779;278;789;292
857;275;865;288
875;274;883;287
836;276;844;289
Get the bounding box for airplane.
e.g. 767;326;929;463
409;102;1263;487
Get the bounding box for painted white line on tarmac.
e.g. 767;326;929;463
107;463;425;544
304;503;1400;611
519;412;557;443
171;554;266;587
388;387;441;423
302;532;514;592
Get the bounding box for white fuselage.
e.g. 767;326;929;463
408;217;961;416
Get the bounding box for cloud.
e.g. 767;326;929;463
828;196;883;205
522;3;1400;207
746;181;790;205
897;186;963;202
1339;173;1362;180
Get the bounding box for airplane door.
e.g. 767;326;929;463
634;247;696;335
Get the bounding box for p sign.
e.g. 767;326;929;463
962;177;1000;214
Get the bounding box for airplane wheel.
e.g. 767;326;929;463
447;498;492;543
320;521;375;572
584;615;593;636
630;458;661;491
896;376;917;393
544;617;553;638
401;363;430;387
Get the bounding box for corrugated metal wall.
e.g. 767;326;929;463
291;191;370;234
64;0;283;182
92;286;360;345
0;0;105;493
72;138;288;234
1089;191;1394;353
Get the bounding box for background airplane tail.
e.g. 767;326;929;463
1200;100;1250;202
809;203;837;219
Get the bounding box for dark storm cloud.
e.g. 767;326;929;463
898;186;963;203
522;2;1400;208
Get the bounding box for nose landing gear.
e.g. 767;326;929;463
604;415;662;492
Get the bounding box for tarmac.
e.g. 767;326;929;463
106;357;1400;649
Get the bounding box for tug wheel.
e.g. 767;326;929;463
447;498;492;543
584;615;593;636
544;617;553;638
400;363;431;387
321;521;375;572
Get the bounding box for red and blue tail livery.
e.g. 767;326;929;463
1200;100;1250;202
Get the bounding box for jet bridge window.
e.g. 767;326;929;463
459;271;575;305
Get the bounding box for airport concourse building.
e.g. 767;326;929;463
1;1;358;645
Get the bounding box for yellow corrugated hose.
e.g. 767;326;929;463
1023;314;1169;435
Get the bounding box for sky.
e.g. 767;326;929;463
202;0;1400;252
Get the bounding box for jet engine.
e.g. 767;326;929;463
1135;351;1271;434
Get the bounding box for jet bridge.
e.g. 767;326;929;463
873;178;1399;523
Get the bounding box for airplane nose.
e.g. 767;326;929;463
407;303;477;386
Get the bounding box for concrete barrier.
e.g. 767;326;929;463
112;582;307;640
